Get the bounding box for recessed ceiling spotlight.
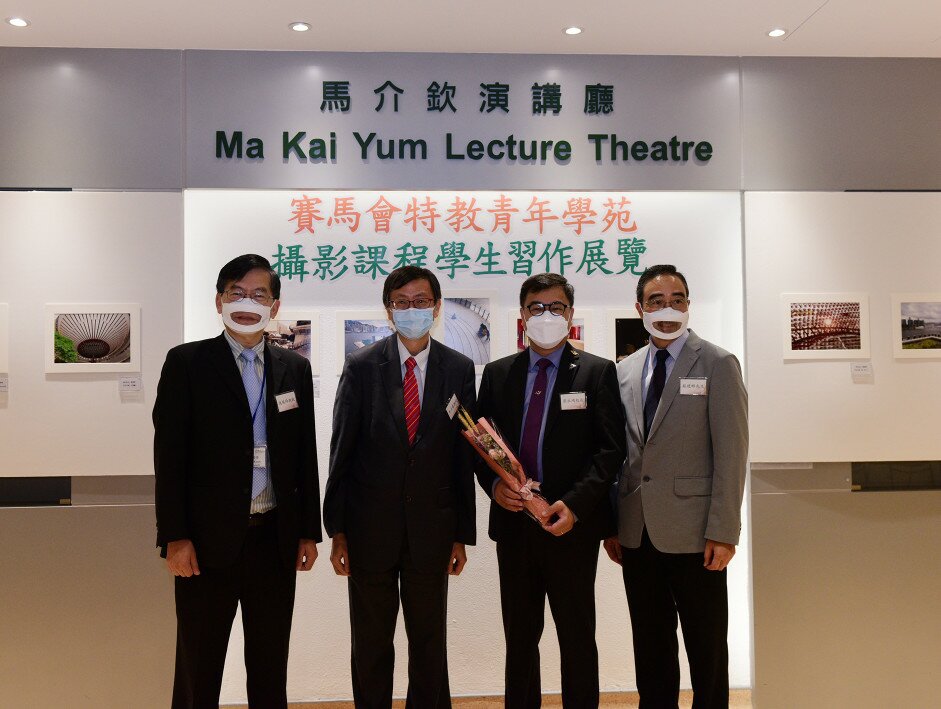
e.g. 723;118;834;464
563;26;582;36
290;22;311;32
768;28;787;38
6;17;30;27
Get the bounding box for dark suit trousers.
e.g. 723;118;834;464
620;529;729;709
496;521;601;709
348;540;451;709
172;517;297;709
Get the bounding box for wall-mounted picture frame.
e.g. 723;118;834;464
44;304;141;373
336;310;394;374
508;308;596;356
892;294;941;358
782;293;870;360
0;303;9;373
265;310;320;376
431;291;495;373
606;308;649;363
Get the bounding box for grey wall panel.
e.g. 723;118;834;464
0;505;174;708
751;489;941;708
0;48;183;189
742;58;941;190
185;51;742;190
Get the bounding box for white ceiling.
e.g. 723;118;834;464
2;0;940;57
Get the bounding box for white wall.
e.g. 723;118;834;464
744;192;941;462
0;191;183;476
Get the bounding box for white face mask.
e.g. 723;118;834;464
642;307;689;341
524;311;571;349
221;299;272;335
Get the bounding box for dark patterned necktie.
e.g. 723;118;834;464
643;349;670;441
519;358;551;481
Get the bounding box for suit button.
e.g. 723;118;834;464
405;495;412;503
643;476;651;482
408;457;415;466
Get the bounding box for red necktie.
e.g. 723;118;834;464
404;357;420;445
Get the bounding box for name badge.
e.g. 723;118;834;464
560;392;587;410
446;393;460;420
253;446;267;467
680;377;707;396
276;391;298;412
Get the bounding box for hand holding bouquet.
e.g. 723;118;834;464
457;407;556;530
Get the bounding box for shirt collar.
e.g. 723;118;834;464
397;335;431;372
527;343;566;371
223;329;265;361
647;328;689;365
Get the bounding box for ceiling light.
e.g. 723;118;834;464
290;22;310;32
563;26;582;36
6;17;30;27
768;28;787;38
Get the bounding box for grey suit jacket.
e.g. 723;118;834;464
615;330;748;553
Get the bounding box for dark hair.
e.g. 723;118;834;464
519;273;575;307
216;254;281;299
635;264;689;304
382;266;442;305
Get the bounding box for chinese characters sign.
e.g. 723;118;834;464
271;191;649;285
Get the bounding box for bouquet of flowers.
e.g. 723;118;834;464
456;406;555;529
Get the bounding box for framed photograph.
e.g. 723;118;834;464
606;308;649;363
892;294;941;358
782;293;870;360
44;304;141;373
265;311;320;376
431;291;495;373
508;309;596;355
0;303;8;373
336;310;394;373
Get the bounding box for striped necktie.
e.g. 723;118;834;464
403;356;420;445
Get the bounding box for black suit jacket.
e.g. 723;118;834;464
153;333;321;570
476;343;625;542
323;335;477;573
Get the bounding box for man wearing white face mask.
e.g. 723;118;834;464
604;264;748;709
324;265;477;707
153;254;321;708
476;273;625;708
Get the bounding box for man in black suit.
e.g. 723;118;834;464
324;265;477;708
154;254;320;709
476;272;626;708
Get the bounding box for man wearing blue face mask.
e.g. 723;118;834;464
324;265;477;708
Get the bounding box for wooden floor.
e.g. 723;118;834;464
230;690;753;708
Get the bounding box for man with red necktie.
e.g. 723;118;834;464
324;265;477;708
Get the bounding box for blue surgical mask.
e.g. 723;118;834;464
392;307;435;339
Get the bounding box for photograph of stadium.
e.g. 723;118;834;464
893;295;941;358
783;294;869;360
45;304;141;373
435;296;492;371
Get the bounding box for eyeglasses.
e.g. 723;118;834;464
389;298;436;310
643;296;689;311
223;289;275;306
524;301;570;317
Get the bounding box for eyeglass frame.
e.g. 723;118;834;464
523;301;571;317
387;297;438;311
641;295;690;312
221;289;276;306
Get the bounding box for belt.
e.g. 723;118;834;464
248;509;276;527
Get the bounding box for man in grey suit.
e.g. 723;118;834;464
604;264;748;709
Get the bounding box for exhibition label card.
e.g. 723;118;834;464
119;376;142;392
